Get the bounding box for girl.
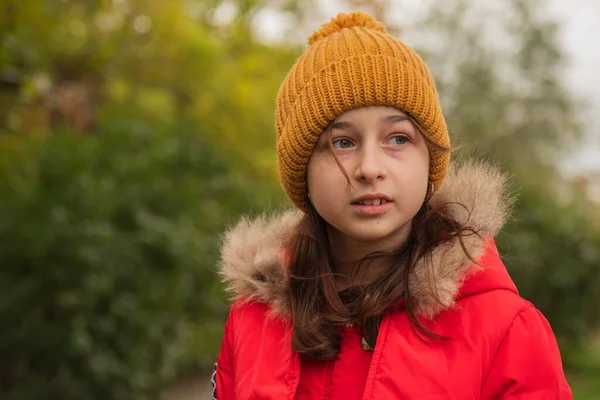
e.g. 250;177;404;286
213;12;572;399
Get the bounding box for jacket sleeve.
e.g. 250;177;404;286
481;303;572;399
214;307;236;400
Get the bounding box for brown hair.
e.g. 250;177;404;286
287;117;481;360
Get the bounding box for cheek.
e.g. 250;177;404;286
307;158;347;220
306;158;330;210
411;144;430;184
306;157;320;196
394;153;429;202
307;152;346;194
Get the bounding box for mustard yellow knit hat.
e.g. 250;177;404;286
275;12;450;211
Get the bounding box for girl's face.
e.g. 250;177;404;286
307;106;430;245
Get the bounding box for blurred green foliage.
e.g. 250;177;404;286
1;0;290;397
0;0;599;398
0;127;279;398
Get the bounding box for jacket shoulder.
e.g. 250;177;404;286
454;287;532;341
228;299;290;337
481;302;571;398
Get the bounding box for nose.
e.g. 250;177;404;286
353;142;386;183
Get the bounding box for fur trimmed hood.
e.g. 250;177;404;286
218;161;512;318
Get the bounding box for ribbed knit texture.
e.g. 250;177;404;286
275;12;450;211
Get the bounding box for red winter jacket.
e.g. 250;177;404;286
213;163;572;399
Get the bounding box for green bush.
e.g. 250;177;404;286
0;128;277;399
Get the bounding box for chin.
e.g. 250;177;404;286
341;221;407;244
350;232;395;243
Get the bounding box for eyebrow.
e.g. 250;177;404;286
331;114;409;131
381;114;409;124
330;120;357;131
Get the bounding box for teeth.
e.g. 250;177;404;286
357;198;388;205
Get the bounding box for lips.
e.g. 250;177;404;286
354;198;389;206
351;193;392;205
351;193;393;215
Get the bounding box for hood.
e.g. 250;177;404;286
218;161;514;319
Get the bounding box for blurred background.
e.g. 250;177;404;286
1;0;599;399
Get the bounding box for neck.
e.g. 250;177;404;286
327;222;412;291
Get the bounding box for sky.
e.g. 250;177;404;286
251;0;600;175
546;0;600;173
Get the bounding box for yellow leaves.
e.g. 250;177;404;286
107;79;174;121
106;79;129;103
136;87;175;123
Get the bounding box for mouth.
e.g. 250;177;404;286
352;198;391;206
351;194;393;215
351;193;393;206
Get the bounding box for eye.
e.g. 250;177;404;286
387;134;409;145
331;138;354;149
